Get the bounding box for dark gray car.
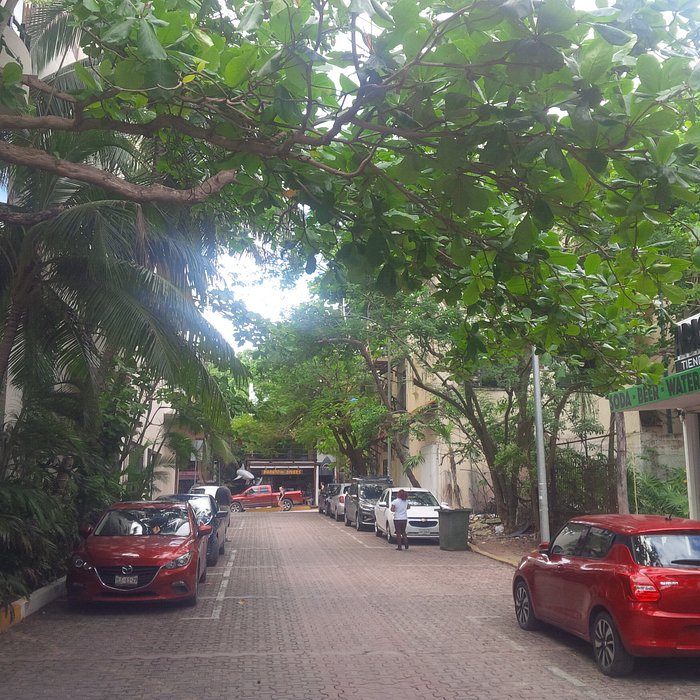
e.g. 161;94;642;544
319;483;340;515
157;494;228;567
344;480;391;531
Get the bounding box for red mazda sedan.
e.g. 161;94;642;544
66;501;211;606
513;514;700;676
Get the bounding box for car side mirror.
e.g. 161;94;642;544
198;523;213;537
538;541;550;553
79;523;93;538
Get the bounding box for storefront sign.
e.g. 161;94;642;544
675;314;700;372
262;468;304;476
608;366;700;411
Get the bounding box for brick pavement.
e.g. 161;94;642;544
2;511;700;699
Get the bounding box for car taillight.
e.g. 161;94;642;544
339;495;345;503
626;572;660;602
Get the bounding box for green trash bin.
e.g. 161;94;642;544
438;508;472;551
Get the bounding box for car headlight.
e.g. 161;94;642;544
71;555;93;571
359;502;373;512
164;552;192;569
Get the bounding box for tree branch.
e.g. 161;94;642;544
0;203;68;225
0;141;238;204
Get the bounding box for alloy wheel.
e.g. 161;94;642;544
592;612;634;677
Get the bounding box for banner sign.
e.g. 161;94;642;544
262;468;304;476
608;366;700;411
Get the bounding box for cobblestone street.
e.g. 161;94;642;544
3;511;700;699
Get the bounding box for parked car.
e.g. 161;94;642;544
319;483;340;515
374;487;441;543
66;501;210;606
231;484;305;511
158;494;228;566
513;513;700;677
344;477;392;531
328;483;351;521
189;483;232;513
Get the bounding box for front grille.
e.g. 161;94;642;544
96;566;160;589
409;520;438;528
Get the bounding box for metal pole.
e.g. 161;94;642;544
386;342;392;477
532;348;550;541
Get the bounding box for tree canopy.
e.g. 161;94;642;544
3;0;700;378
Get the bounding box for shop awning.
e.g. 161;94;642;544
608;365;700;412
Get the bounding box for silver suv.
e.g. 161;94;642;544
344;478;391;531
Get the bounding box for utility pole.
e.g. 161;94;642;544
386;341;392;477
532;348;550;541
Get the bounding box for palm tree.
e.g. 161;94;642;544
0;1;248;605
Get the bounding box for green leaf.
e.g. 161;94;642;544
461;280;481;306
449;236;471;268
143;60;178;89
74;63;99;91
113;59;145;89
692;246;700;269
593;23;632;46
545;144;573;179
547;250;578;270
570;103;598;147
506;276;529;295
655;134;679;165
537;0;577;32
675;143;698;165
239;2;265;32
586;150;608;173
512;215;537;253
103;19;137;45
690;64;700;91
636;54;661;93
2;62;22;85
584;253;602;275
436;137;465;170
370;0;393;24
376;264;398;295
532;198;554;231
138;20;168;61
579;39;615;83
223;45;258;88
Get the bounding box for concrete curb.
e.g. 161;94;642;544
0;577;65;634
469;543;520;568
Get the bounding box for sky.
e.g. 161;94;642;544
203;253;313;350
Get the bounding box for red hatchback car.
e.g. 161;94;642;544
66;501;211;606
513;514;700;676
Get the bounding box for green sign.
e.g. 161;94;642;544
608;366;700;411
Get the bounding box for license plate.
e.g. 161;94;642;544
115;575;139;587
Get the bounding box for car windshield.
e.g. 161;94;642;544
633;532;700;567
185;498;214;524
403;491;439;506
94;508;191;537
360;484;385;500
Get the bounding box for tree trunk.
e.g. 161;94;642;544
444;447;463;508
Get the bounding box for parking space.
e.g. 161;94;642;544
2;511;700;699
